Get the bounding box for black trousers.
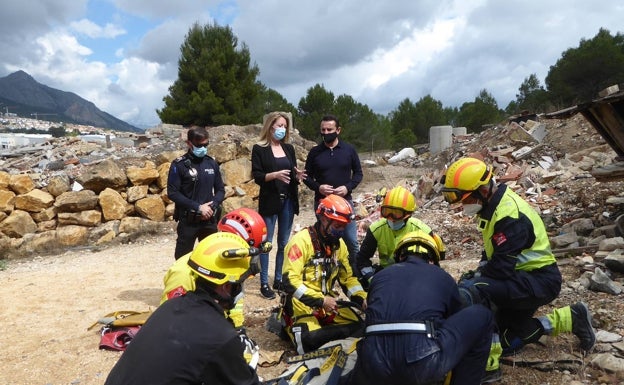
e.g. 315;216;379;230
174;218;217;259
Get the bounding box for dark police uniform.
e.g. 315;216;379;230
104;289;260;385
346;256;493;385
168;151;225;259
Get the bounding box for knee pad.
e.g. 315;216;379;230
458;284;483;308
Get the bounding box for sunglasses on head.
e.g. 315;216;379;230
380;206;409;220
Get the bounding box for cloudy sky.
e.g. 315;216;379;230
0;1;622;129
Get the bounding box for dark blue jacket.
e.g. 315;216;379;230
167;152;225;218
303;140;362;204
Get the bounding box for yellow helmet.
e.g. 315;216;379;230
441;157;492;203
381;186;416;219
188;232;260;285
394;230;441;265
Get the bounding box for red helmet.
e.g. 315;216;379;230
316;195;355;224
218;208;268;247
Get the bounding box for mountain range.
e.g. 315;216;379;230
0;70;142;133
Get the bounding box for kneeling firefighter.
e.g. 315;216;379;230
281;194;367;354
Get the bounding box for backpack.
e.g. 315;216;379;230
88;310;153;351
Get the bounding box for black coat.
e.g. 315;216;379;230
104;290;259;385
251;142;300;216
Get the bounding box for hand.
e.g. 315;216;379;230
459;270;475;281
333;185;348;197
319;184;334;196
199;202;214;220
294;167;307;183
272;169;291;184
322;296;338;313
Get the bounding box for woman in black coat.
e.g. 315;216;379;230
251;111;306;299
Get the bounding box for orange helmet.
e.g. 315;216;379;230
316;195;355;223
218;208;268;247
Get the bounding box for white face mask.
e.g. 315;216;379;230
462;203;483;216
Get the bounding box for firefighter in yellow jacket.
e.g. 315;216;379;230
160;208;271;329
282;194;367;354
355;185;446;288
441;157;596;383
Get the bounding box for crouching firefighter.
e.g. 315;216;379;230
344;231;494;385
281;194;367;354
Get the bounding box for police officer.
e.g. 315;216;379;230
105;232;262;385
168;126;225;259
346;231;493;385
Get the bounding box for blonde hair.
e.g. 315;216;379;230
258;111;291;146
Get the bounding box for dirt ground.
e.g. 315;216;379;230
0;163;620;385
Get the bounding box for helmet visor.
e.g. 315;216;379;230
380;206;409;220
441;188;472;204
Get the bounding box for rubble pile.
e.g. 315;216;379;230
364;115;624;375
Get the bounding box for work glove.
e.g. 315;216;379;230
459;270;476;281
350;295;366;310
237;328;260;369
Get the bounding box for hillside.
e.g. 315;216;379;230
0;70;141;133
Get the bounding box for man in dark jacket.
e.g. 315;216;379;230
345;231;493;385
303;114;363;273
168;126;225;259
105;232;261;385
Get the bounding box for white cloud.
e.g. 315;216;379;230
70;19;126;39
1;0;624;129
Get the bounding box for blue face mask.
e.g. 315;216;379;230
272;127;286;141
387;219;406;231
192;145;207;158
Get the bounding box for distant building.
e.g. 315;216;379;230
0;133;52;149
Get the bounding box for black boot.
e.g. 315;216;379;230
570;302;595;353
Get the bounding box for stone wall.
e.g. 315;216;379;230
0;123;314;259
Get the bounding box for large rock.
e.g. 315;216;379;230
75;159;128;193
9;174;35;194
222;195;255;213
0;210;37;237
0;171;10;189
99;188;132;221
126;161;159;186
46;174;71;197
18;231;58;255
0;189;16;213
31;207;57;222
156;163;170;189
57;210;102;227
56;225;89;246
54;190;99;213
14;189;55;212
209;142;238;164
220;157;252;186
127;185;148;203
135;195;165;221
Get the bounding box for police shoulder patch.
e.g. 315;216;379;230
492;232;507;246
